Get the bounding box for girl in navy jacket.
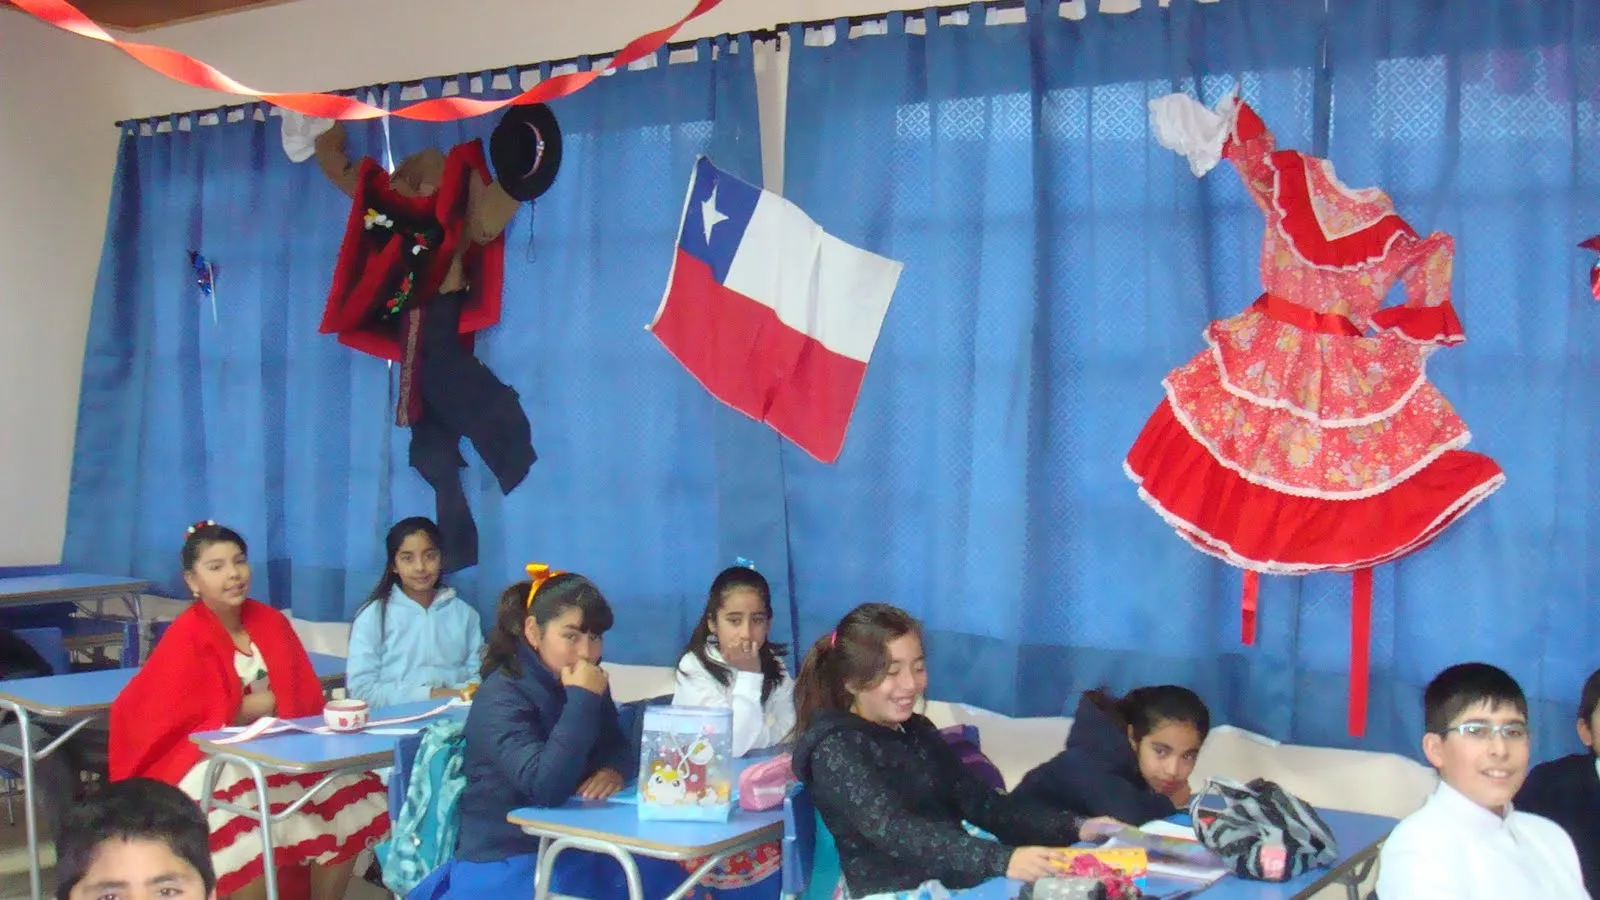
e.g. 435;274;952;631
1012;685;1211;825
433;565;634;897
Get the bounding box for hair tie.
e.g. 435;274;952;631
734;557;756;570
185;519;217;537
829;629;837;648
525;563;565;608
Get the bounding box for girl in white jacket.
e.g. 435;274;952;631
672;560;795;756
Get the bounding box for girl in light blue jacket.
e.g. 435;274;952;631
347;517;483;706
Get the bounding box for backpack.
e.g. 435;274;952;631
377;719;467;895
1189;777;1337;882
938;724;1005;792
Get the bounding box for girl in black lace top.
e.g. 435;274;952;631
790;604;1122;897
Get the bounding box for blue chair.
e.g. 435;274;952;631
781;783;816;900
14;627;68;676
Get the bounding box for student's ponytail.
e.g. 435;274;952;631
789;603;922;740
1082;684;1211;743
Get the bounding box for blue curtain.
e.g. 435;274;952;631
782;0;1600;756
66;106;392;609
65;40;766;662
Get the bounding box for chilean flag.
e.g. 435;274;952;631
648;157;903;464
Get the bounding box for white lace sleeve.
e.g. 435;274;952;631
1148;91;1239;177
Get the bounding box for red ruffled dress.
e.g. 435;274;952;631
1127;95;1505;734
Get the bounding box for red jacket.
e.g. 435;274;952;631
109;599;325;785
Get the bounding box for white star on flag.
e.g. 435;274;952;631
701;186;729;242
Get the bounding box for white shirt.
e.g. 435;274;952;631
1376;780;1591;899
672;646;795;757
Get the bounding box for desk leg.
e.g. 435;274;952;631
16;707;39;900
1341;849;1378;900
0;703;93;900
534;836;644;900
197;754;280;900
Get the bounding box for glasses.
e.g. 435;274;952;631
1440;722;1530;742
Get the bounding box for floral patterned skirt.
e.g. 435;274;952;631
1127;295;1504;573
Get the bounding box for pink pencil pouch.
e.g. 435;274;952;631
737;752;794;811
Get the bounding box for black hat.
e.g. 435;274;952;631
490;103;562;202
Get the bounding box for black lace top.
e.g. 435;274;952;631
793;710;1086;895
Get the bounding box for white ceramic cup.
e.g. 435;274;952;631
323;698;370;732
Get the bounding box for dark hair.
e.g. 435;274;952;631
1424;662;1528;734
179;521;247;573
791;603;922;739
1578;667;1600;724
480;573;614;679
679;565;790;704
354;517;445;636
55;777;216;900
1084;684;1212;743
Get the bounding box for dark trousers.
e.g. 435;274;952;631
409;291;535;572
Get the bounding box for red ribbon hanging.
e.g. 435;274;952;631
1240;570;1259;645
9;0;726;121
1348;567;1374;737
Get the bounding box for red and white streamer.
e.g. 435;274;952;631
8;0;726;121
211;699;460;746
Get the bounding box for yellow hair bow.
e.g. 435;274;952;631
525;563;565;608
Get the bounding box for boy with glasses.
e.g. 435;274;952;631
1376;663;1589;898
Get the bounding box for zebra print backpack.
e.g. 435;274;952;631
1188;777;1338;882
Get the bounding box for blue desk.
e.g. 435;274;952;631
510;756;786;900
190;696;462;900
0;572;149;613
957;808;1395;900
0;652;346;900
0;572;151;668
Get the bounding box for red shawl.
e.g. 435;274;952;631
110;599;326;785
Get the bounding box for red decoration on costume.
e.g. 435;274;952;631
1130;97;1505;735
319;142;503;423
321;143;502;358
110;599;327;785
7;0;726;122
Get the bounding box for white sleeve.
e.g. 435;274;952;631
673;653;770;756
455;607;485;688
1148;90;1239;177
1374;821;1464;899
754;673;797;752
727;671;768;757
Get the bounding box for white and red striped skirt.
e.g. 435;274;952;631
179;760;390;895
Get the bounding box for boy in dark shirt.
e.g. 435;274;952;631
1516;666;1600;895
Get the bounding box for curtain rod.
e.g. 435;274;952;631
115;0;1032;128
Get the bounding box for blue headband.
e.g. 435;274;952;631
734;557;756;571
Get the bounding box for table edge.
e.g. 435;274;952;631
192;739;392;775
0;691;115;717
0;580;150;601
509;815;783;859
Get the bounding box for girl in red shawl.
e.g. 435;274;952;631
110;522;388;899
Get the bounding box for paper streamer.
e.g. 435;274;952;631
9;0;725;121
210;698;462;745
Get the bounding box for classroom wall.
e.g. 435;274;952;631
0;0;899;566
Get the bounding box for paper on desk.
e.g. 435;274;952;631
212;699;455;744
1100;823;1229;884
